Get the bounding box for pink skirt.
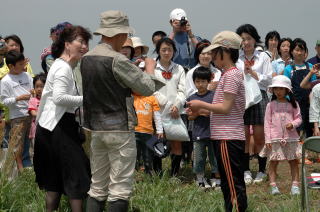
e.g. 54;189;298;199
259;141;302;161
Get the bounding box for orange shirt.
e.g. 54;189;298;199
133;94;160;134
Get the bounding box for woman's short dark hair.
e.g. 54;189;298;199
236;24;262;44
277;37;292;57
5;50;25;66
155;37;176;61
265;31;281;49
152;31;167;41
194;39;211;64
51;25;92;59
192;66;211;82
212;47;239;64
290;38;308;58
5;34;24;53
33;73;47;86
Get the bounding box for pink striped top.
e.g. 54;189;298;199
210;67;245;140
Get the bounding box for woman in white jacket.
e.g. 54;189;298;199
34;25;92;212
153;37;186;176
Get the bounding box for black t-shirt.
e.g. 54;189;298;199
187;90;214;141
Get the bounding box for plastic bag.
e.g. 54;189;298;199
161;103;190;141
243;73;262;109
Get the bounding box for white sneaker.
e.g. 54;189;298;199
290;185;300;195
244;171;253;185
210;178;217;188
270;186;281;195
253;172;267;184
203;178;211;189
215;178;221;187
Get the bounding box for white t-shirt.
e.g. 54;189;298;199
1;72;33;119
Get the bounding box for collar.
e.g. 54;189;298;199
239;49;260;60
99;42;114;51
275;57;292;63
156;61;177;72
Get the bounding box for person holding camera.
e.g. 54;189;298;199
169;8;200;70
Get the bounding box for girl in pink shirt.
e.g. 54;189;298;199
260;75;302;195
28;73;46;149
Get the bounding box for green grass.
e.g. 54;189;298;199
0;160;320;212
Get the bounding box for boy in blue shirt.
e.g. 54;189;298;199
187;66;220;188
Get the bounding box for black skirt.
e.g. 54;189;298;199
33;113;91;199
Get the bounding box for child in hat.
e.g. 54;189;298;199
260;75;302;195
187;31;247;212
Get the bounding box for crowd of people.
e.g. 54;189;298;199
0;8;320;212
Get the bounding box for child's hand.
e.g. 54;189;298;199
186;100;203;114
157;133;164;139
16;94;31;101
286;123;293;130
266;143;272;149
314;128;320;136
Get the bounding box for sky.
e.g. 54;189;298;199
1;0;320;74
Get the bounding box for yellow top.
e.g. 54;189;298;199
0;58;34;79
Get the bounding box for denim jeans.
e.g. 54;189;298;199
135;132;153;174
193;139;218;174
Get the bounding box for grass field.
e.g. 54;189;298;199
0;157;320;212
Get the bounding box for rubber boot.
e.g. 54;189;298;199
86;196;105;212
108;199;129;212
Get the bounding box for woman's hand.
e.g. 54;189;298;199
170;106;179;119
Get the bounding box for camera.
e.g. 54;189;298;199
180;16;188;27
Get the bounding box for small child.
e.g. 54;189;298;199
284;38;315;138
187;31;247;212
260;75;302;195
133;92;163;174
1;50;33;172
28;73;46;159
187;66;220;188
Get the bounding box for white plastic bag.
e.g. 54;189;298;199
161;103;190;141
243;73;262;109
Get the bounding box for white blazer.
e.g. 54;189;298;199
37;59;82;131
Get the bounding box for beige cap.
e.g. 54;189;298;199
203;31;242;53
131;37;149;55
94;10;134;37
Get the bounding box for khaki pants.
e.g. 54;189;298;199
87;131;136;202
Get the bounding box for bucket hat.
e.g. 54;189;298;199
94;10;134;37
131;37;149;55
268;75;292;92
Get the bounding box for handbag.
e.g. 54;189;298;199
161;103;190;141
243;73;262;109
146;136;170;158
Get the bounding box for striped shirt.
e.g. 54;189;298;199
210;67;245;140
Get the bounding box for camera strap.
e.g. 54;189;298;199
186;33;192;69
